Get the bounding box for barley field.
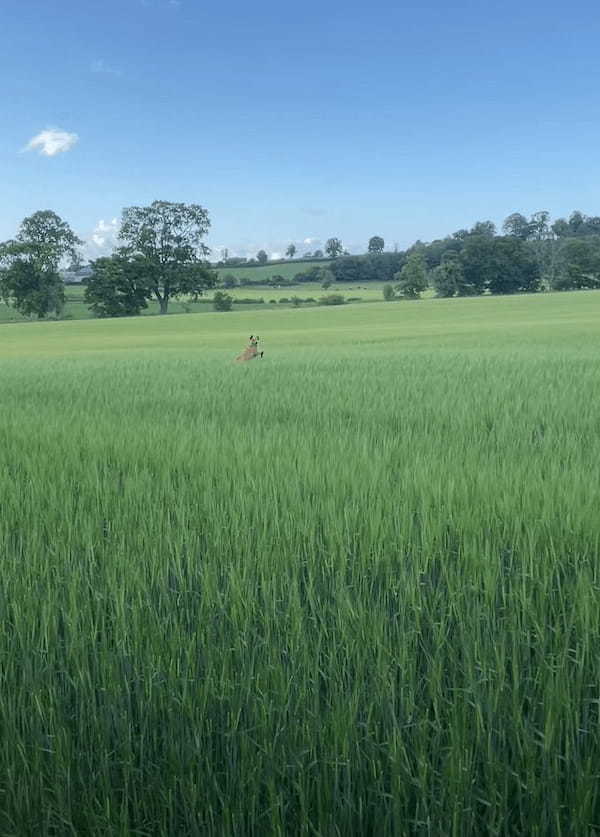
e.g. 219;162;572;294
1;292;599;835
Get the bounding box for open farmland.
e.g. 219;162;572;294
1;291;600;834
0;280;386;323
215;258;330;283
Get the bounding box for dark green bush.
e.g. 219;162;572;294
319;294;345;305
213;291;233;311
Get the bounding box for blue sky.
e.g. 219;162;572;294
1;0;600;259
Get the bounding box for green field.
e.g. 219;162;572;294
215;258;329;283
214;282;384;301
0;276;383;324
1;292;600;834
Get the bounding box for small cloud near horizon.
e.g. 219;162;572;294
23;127;79;157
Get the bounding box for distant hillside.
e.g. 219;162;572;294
215;260;330;284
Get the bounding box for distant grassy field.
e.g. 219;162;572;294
0;279;384;323
215;258;329;283
219;282;385;301
62;280;385;301
1;292;600;834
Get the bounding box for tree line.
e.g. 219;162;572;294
404;210;600;297
219;237;351;267
2;205;600;319
283;211;600;298
220;211;600;298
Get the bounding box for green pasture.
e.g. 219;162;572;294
0;279;383;324
214;282;385;301
215;258;329;283
1;291;600;834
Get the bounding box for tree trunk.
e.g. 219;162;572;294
159;297;168;315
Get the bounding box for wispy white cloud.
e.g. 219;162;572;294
91;59;121;76
23;127;79;157
85;218;120;259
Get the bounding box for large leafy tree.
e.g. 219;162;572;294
459;237;495;295
461;236;540;295
368;235;385;254
118;200;215;314
470;220;496;238
487;237;540;294
431;254;470;297
286;244;297;259
0;210;81;318
15;210;81;271
502;213;531;240
256;250;269;264
325;238;343;259
394;252;428;299
527;211;554;287
84;255;151;317
0;260;65;318
552;238;600;290
528;211;551;241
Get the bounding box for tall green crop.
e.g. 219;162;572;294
0;291;599;834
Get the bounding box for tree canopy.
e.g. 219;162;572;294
368;236;385;254
325;238;343;259
502;213;531;240
84;255;150;317
431;255;469;298
394;253;428;299
0;210;80;318
118;200;215;314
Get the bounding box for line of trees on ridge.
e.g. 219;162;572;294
220;237;350;267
